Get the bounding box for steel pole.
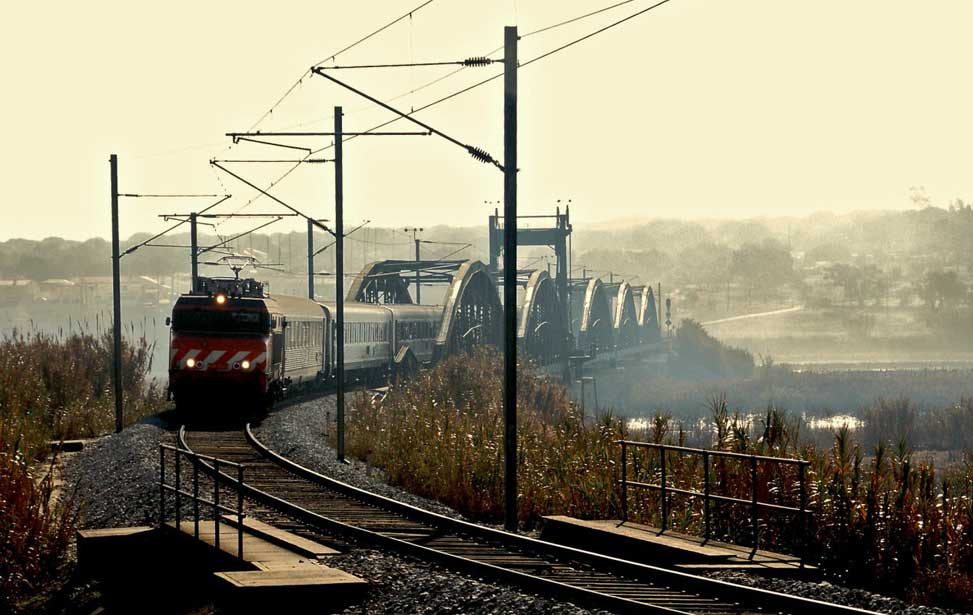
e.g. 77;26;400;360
503;26;518;532
110;154;124;433
307;217;315;299
190;212;198;292
414;238;421;304
335;106;346;462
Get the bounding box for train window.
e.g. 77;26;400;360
172;309;270;334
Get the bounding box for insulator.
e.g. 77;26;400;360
467;146;495;164
463;56;492;67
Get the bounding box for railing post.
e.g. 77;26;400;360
159;446;165;528
175;450;182;531
238;464;245;559
621;441;628;523
214;459;221;552
660;447;668;532
703;450;710;543
799;462;807;569
193;459;200;540
750;455;759;558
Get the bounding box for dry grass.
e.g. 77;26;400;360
0;329;165;614
0;329;164;460
0;439;79;615
347;348;625;527
345;350;973;608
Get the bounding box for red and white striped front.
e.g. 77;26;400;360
170;344;268;372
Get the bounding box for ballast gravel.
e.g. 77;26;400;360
61;417;173;529
706;571;970;615
328;549;610;615
253;394;466;521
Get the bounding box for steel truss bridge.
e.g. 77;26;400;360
345;256;665;369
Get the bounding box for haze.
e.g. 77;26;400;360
2;0;971;241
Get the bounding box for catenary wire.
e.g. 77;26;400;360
246;0;440;133
230;0;677;216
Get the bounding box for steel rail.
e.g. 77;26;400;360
177;426;881;615
179;428;694;614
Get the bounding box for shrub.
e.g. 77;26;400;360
670;319;755;378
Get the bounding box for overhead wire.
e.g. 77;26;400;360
246;0;440;134
213;0;441;224
518;0;643;38
433;243;473;260
228;0;677;217
260;0;643;135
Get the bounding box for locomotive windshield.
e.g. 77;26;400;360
172;309;270;334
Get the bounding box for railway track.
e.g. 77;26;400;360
179;426;879;615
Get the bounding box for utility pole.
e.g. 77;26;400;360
658;282;663;333
307;218;315;299
503;25;518;532
190;212;198;291
335;106;346;463
404;227;423;303
110;155;124;434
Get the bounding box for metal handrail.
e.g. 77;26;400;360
617;440;811;466
616;440;811;568
159;444;246;559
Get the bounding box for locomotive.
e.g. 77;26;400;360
167;276;442;410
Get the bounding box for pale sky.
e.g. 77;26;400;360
1;1;971;241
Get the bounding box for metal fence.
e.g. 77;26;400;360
159;443;246;559
616;440;811;566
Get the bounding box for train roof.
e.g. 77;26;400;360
175;292;326;320
383;304;444;319
317;302;444;321
266;294;328;319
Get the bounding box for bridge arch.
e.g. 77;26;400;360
638;286;661;342
613;282;640;349
518;270;565;364
346;261;413;304
578;278;613;355
435;260;502;358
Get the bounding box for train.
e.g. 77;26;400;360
167;276;442;410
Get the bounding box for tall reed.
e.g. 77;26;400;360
346;348;625;527
0;329;164;613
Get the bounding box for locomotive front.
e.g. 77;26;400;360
168;278;273;409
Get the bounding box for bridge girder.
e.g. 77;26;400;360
435;260;502;358
613;282;640;349
346;261;414;304
518;270;566;363
637;285;661;343
578;278;613;355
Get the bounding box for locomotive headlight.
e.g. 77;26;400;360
215;294;227;305
185;357;196;368
241;360;251;370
